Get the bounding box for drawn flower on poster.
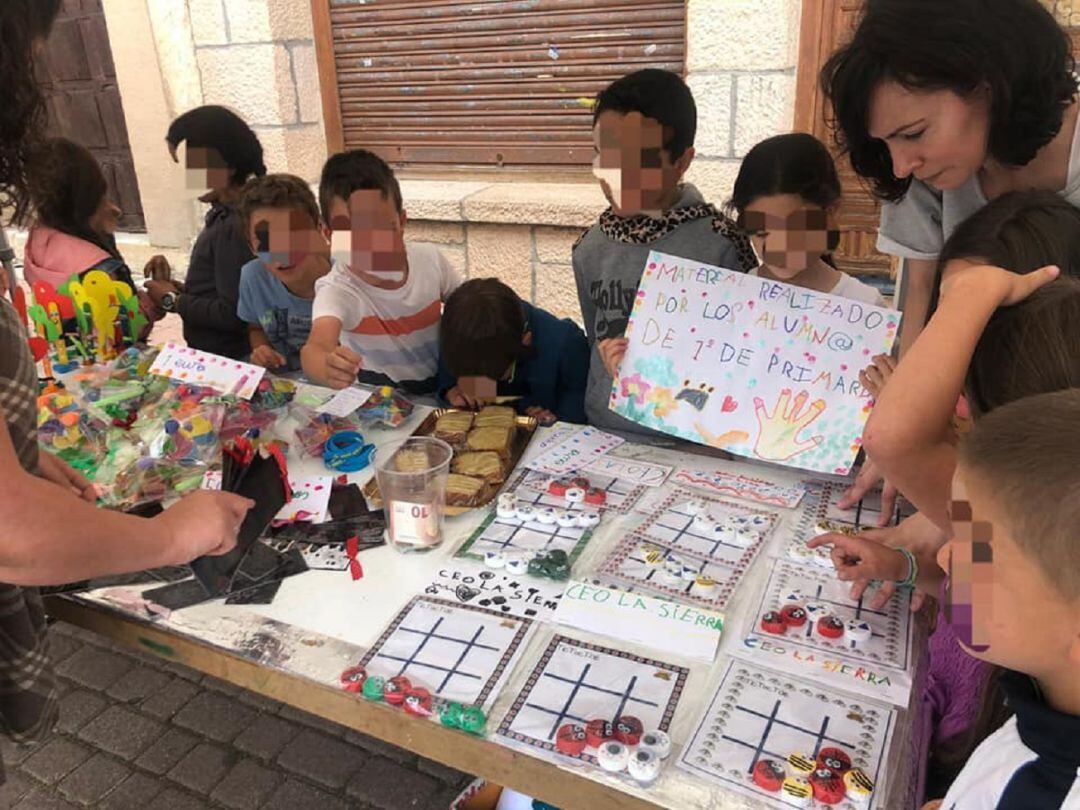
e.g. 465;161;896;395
620;373;651;405
649;386;677;419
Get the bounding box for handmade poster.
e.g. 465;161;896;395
674;468;806;509
423;561;565;621
525;427;624;475
679;660;897;809
737;559;915;706
510;467;645;513
273;475;333;524
609;252;900;474
358;597;534;711
456;509;595;567
497;636;688;767
149;342;266;399
319;386;373;418
583;455;672;488
554;581;723;662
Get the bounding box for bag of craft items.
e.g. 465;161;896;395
138;401;227;468
290;403;364;457
248;376;297;413
356;385;415;428
36;386;111;476
102;455;208;511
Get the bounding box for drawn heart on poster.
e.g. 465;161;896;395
721;396;738;413
455;585;481;603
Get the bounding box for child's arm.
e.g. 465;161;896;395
807;533;943;606
247;325;286;370
863;263;1059;528
301;317;362;389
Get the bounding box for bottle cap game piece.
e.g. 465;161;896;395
597;740;630;773
786;752;816;778
782;590;805;605
505;555;528;575
843;768;875;803
845;619;873;645
569;476;590;490
733;526;760;548
684;500;707;515
817;615;846;639
680;564;698;581
745;515;771;530
515;504;536;522
547;479;570;496
780;777;812;807
817;747;852;773
556;510;579;528
811;545;835;568
384;675;411;705
565;487;586;504
761;610;787;635
627;748;661;784
639;729;671;759
809;767;846;804
576;510;601;528
361;675;386;702
402;687;433;717
692;514;717;533
814;519;859;537
585;718;614;747
803;602;829;620
339;665;366;693
460;706;487;735
496;493;517;519
663;556;684;576
483;551;506;569
781;605;808;628
535;506;558;525
691;575;719;598
788;544;816;563
643;545;665;567
753;759;785;792
439;701;463;729
584;488;606;505
613;715;643;745
556;723;588;756
713;523;736;544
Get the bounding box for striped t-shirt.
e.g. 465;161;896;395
312;244;462;394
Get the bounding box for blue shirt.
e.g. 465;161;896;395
237;258;314;372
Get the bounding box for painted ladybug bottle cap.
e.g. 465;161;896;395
752;759;785;792
817;747;852;772
585;718;614;748
817;615;846;639
781;604;808;628
556;723;588;756
383;675;411;705
761;610;787;635
809;766;846;804
402;687;433;717
613;715;643;745
339;665;367;693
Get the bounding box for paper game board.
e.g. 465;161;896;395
510;467;646;514
679;660;896;809
609;252;899;474
497;636;688;767
737;559;914;706
673;468;806;509
357;597;534;711
456;509;596;567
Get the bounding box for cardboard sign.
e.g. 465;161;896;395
583;455;672;487
149;342;266;400
609;252;900;474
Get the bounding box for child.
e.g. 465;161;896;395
236;174;330;371
144;106;266;360
302;150;462;393
573;68;756;440
437;278;590;424
729;133;885;306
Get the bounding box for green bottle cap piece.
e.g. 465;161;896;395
361;675;386;701
460;706;486;735
439;701;463;729
546;550;569;566
527;558;547;577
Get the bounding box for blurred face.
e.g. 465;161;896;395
172;143;234;202
249;206;329;285
592;110;692;217
742;194;834;278
328;190;408;289
937;468;1078;678
868;81;991;191
89;196;122;237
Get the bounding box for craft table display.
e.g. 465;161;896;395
54;385;927;810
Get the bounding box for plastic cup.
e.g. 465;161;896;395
375;436;453;553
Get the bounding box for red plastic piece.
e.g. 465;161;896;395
547;479;570;496
339;665;367;693
781;604;808;627
585;718;614;748
817;747;852;773
584;488;607;505
760;610;787;635
613;715;643;746
753;759;785;792
384;675;412;705
402;687;433;717
817;615;846;639
556;723;588;755
810;767;846;804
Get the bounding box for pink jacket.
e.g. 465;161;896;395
23;224;113;290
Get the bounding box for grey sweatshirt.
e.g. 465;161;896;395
572;184;755;443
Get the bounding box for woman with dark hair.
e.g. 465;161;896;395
821;0;1079;353
143;105;267;359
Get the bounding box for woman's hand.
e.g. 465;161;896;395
837;456;900;527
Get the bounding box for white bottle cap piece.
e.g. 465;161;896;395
564;487;586;504
597;740;630;773
639;729;672;759
535;506;558;525
514;504;536;522
692;514;717;533
483;551;506;569
811;545;834;568
505;555;528;575
732;526;759;548
846;618;873;644
576;510;600;528
627;747;661;784
788;544;815;563
556;510;579;528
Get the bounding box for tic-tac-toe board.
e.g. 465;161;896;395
510;467;645;513
679;660;896;810
598;491;778;610
738;559;914;706
358;597;534;711
456;510;595;566
497;636;688;767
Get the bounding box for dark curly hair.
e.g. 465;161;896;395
0;0;62;225
821;0;1077;202
593;69;697;162
166;105;266;187
238;173;322;235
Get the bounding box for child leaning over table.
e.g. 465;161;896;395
436;278;590;425
301;150;462;393
237;174;331;372
574;68;756;442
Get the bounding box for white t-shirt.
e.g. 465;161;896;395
748;267;887;307
312;243;462;393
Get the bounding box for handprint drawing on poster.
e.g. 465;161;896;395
751;388;826;462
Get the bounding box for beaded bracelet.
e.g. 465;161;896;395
895;547;918;589
323;430;375;472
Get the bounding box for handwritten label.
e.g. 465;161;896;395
526;427;624;475
319;386;373;418
388;500;440;547
674;468;806;508
149;342;266;400
554;581;724;662
424;563;564;620
609;252;900;474
583;455;672;487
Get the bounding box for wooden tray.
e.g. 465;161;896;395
363;408;538;515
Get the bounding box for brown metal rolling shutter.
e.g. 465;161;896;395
317;0;687;170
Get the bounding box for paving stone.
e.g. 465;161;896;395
276;704;347;737
172;691;255;744
106;667;173;704
260;779;347;810
98;772;163;809
0;769;35;805
56;689;108;734
134;728;198;775
77;706;164;761
197;675;242;698
22;738;93;785
166;743;238;795
276;729;368;790
47;630;83;666
235;689;281;713
57;753;131;805
209;758;282;809
342;730;416;765
147;787;209;810
139;679;199;721
232;714;297;761
0;737;39;767
11;785;81;809
156;660;203;682
54;648;133;692
345;756;441;809
417;755;471;788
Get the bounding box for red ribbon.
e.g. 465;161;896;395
345;535;364;580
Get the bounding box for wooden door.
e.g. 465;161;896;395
37;0;146;232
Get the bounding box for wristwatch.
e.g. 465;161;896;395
160;291;178;312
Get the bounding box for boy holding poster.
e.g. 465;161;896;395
573;69;757;441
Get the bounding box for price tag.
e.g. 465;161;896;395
388;500;441;547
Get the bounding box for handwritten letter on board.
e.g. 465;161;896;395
609;252;900;474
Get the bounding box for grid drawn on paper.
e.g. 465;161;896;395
497;636;687;767
262;538;349;571
358;596;532;709
679;660;896;810
456;510;594;565
509;467;645;514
